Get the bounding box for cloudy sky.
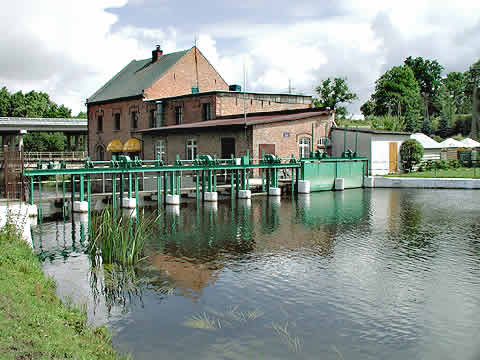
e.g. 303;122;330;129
1;0;479;115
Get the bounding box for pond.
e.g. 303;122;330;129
33;189;480;360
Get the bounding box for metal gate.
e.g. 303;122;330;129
2;150;25;200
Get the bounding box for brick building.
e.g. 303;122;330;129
86;45;334;161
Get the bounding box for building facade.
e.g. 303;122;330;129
86;45;331;162
140;108;333;162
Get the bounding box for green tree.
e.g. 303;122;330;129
400;139;424;172
10;91;27;117
372;65;422;120
313;77;358;118
404;56;444;118
360;100;375;118
0;87;11;116
23;132;66;152
442;72;466;113
74;111;87;119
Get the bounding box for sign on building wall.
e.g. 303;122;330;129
283;132;290;138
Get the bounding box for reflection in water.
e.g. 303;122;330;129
32;189;480;360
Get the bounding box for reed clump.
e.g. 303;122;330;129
88;207;157;265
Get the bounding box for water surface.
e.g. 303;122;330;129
34;189;480;360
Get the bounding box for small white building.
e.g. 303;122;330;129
440;138;464;148
410;133;443;161
440;138;465;160
461;138;480;148
331;127;410;175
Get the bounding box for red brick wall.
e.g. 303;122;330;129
87;98;156;159
161;94;217;127
252;114;333;159
217;94;311;116
144;47;229;99
142;128;251;161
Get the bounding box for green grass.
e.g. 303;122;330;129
88;207;157;266
385;167;480;178
0;223;127;359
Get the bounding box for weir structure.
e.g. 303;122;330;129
23;150;368;219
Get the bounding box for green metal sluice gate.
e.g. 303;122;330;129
24;150;367;219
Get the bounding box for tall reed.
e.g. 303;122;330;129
87;207;156;265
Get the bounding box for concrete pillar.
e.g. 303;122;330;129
18;130;26;152
334;178;345;191
297;180;311;194
74;135;79;151
66;135;71;151
122;198;136;209
364;176;375;188
268;187;281;196
238;189;251;199
204;192;218;202
73;201;88;212
166;194;180;205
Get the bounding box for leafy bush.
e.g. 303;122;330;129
448;159;461;168
434;160;448;170
400;139;424;172
425;160;435;171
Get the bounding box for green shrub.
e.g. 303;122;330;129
425;160;435;171
448;159;461;168
400;139;424;172
434;160;448;170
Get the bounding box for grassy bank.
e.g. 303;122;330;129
386;168;480;178
0;223;126;359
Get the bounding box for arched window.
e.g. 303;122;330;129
299;137;310;158
95;144;105;161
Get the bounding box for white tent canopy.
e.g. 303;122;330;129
410;133;443;149
440;138;465;148
460;138;480;148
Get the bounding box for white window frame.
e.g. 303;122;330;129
299;137;311;158
186;139;197;160
154;139;166;161
317;137;327;147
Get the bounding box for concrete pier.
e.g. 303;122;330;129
364;176;375;188
334;178;345;191
238;190;251;199
166;194;180;205
204;192;218;202
73;201;88;213
122;198;136;209
268;187;281;196
297;180;311;194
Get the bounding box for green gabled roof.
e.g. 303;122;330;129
87;49;190;104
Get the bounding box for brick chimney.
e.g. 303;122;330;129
152;45;163;63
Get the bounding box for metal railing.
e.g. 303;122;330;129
21;151;88;162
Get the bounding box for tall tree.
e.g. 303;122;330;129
372;66;421;112
360;100;375;118
0;87;11;116
442;72;466;113
404;56;444;118
313;77;358;117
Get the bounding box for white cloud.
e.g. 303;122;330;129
1;0;479;115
